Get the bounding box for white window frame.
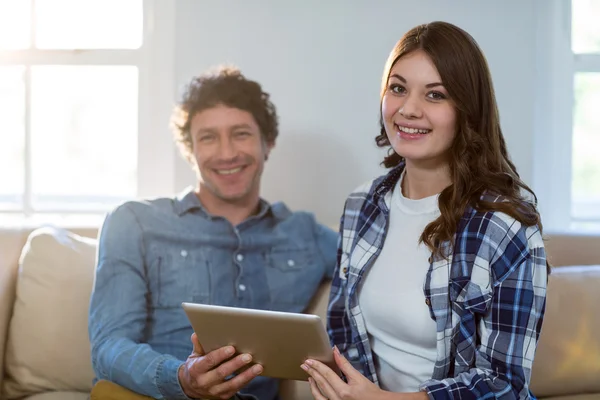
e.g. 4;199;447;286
0;0;176;224
533;0;600;233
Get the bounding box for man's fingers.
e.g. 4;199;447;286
208;362;263;398
191;333;204;355
191;345;236;375
197;351;255;388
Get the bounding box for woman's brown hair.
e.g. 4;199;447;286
376;22;546;265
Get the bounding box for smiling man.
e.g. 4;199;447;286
88;66;338;400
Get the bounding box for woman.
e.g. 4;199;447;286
300;21;548;400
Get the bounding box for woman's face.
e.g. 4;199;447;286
381;49;457;168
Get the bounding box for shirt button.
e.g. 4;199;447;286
287;259;295;267
425;298;431;306
236;254;244;262
180;250;188;257
342;267;348;274
239;284;246;291
428;256;433;264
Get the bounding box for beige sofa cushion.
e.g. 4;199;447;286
2;227;97;399
530;266;600;398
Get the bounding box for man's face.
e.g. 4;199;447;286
190;104;273;203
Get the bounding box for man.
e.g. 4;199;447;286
88;66;338;400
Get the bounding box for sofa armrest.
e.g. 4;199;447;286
0;230;25;393
90;380;153;400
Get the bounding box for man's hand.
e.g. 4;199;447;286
178;333;263;399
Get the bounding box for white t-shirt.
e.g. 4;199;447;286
358;172;440;392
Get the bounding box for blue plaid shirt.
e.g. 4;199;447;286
327;165;548;400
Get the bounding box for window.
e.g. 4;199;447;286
0;0;175;225
571;0;600;230
533;0;600;233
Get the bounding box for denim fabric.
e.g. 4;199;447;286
89;188;338;400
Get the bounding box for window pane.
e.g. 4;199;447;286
35;0;143;49
572;73;600;219
571;221;600;233
31;66;138;211
0;0;31;49
572;0;600;53
0;66;25;209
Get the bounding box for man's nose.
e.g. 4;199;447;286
216;137;236;160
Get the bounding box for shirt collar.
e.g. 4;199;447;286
373;162;405;200
173;186;280;220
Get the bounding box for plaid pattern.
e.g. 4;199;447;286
327;165;548;400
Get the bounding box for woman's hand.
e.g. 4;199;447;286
301;346;386;400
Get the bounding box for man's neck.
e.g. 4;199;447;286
195;189;261;227
402;160;452;200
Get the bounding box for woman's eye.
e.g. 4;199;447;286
427;91;446;100
389;84;406;94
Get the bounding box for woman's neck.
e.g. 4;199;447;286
402;161;452;200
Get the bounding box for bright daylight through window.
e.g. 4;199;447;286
571;0;600;230
0;0;143;221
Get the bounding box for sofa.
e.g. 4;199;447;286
0;227;599;400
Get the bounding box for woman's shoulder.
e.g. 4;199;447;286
461;201;542;245
457;196;545;278
462;193;541;237
345;167;403;207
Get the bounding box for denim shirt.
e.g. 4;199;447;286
88;188;338;400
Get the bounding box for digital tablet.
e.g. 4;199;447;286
181;302;339;381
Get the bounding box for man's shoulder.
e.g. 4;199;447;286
269;201;317;226
268;201;338;234
101;196;180;234
108;196;176;218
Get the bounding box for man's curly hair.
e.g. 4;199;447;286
170;66;279;164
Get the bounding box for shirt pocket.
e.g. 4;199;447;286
149;248;211;308
449;276;493;315
265;248;322;308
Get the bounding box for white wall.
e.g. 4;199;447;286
172;0;537;226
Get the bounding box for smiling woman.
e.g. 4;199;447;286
304;21;549;400
380;50;457;173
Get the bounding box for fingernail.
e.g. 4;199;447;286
225;347;235;356
305;359;314;366
241;354;252;363
334;346;340;354
252;364;263;374
300;364;309;371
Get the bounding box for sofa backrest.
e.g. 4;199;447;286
530;265;600;397
0;227;97;399
1;228;600;399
